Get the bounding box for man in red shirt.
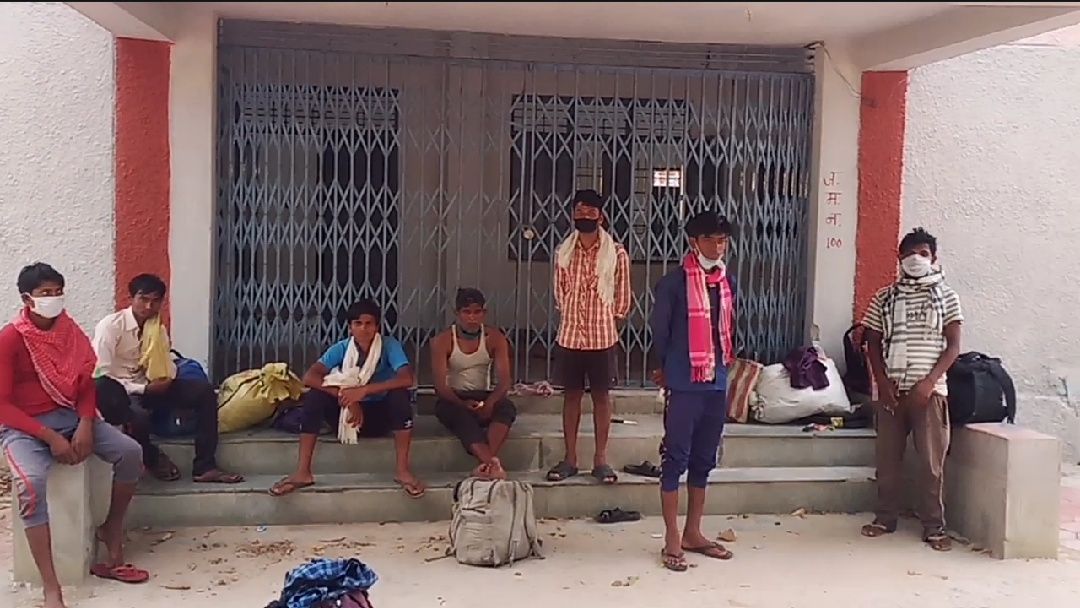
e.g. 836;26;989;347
0;263;147;608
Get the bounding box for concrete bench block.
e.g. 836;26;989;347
944;423;1061;559
10;456;111;586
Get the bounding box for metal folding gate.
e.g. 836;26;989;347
212;21;816;386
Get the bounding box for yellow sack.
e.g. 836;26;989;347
217;362;304;434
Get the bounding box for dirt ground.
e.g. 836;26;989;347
2;506;1080;608
3;467;1080;608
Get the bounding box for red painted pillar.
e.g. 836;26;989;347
115;37;172;322
853;71;909;320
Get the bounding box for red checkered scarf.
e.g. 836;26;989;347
683;252;734;383
11;307;96;408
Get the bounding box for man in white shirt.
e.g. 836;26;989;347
92;273;242;483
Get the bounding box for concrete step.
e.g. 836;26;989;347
413;390;665;416
156;415;876;477
128;466;876;528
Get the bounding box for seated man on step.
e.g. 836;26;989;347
270;298;426;498
430;288;517;479
1;263;148;608
91;273;242;484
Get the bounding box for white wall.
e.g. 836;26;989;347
903;26;1080;460
0;2;115;330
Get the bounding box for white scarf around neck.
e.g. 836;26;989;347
883;269;946;381
555;228;618;306
322;333;383;444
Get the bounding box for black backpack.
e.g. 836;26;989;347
946;352;1017;425
841;324;872;398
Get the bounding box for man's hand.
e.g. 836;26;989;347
463;399;483;411
145;378;172;395
71;419;95;463
906;378;934;408
875;374;899;412
345;402;364;429
46;433;78;465
651;369;665;387
475;401;495;420
338;386;368;407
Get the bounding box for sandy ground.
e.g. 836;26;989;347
3;509;1080;608
3;468;1080;608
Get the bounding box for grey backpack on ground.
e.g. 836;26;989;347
449;477;544;567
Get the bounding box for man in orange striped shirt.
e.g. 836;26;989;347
546;190;631;485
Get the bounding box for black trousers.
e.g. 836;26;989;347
434;390;517;453
95;376;221;475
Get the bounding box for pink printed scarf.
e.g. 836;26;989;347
683;252;734;383
11;308;96;408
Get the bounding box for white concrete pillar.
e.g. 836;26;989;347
805;44;861;361
11;458;111;586
168;7;218;365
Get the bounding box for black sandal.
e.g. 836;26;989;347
860;520;897;538
546;460;579;482
595;508;642;524
923;528;952;552
591;464;618;484
623;461;661;478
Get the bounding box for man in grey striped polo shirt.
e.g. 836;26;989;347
858;227;963;552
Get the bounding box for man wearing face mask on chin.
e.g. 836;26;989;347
859;227;963;553
0;263;148;607
649;211;737;571
547;189;631;485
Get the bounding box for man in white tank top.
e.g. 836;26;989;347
430;288;517;479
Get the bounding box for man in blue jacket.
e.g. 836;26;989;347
649;210;737;571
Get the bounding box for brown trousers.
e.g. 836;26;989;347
874;393;950;530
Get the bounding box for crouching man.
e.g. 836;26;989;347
430;288;517;479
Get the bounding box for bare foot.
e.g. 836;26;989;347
96;522;124;566
663;533;684;570
43;586;67;608
471;463;492;479
487;458;507;479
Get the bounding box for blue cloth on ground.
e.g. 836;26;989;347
276;557;379;608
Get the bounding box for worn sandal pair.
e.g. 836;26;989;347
546;460;619;484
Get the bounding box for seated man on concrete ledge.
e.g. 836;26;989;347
91;273;242;484
1;263;148;608
860;227;963;552
430;287;517;480
270;298;426;498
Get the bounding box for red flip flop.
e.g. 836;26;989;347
90;563;150;584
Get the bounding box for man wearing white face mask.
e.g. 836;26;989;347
649;211;738;571
859;227;963;552
0;263;148;607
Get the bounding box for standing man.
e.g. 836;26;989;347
92;273;243;484
650;211;737;571
547;189;631;485
859;227;962;552
430;287;517;480
2;263;148;608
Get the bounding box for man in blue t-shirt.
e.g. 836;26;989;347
269;299;425;498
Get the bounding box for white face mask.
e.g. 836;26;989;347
29;295;66;319
697;251;723;271
900;254;933;278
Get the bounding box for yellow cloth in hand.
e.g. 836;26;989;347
139;316;176;381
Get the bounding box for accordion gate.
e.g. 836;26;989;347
212;21;816;386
